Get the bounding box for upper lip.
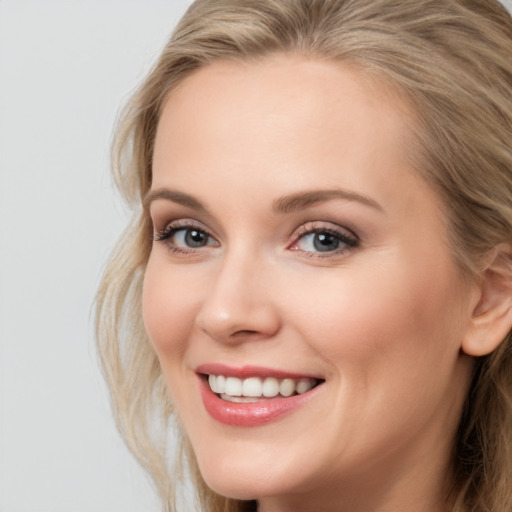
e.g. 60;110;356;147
196;363;324;380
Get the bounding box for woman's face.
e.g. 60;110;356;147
144;56;477;510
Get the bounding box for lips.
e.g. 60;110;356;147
196;363;324;427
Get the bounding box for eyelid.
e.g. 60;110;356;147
153;218;219;253
152;217;359;259
291;220;358;241
288;221;359;257
153;217;213;236
292;220;357;239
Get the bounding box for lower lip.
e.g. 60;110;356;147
198;376;322;427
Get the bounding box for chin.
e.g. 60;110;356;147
195;448;306;502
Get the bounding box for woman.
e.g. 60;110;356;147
96;1;512;511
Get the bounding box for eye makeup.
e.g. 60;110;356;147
153;217;360;261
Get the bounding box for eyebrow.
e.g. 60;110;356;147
272;189;384;214
144;187;384;214
144;188;209;213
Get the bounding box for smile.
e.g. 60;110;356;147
208;374;318;402
196;364;325;427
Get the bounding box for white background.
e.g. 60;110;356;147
0;1;511;511
0;2;192;511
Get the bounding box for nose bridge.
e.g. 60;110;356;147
196;244;280;342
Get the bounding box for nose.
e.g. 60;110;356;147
195;252;281;344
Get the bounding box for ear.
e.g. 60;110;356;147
462;244;512;357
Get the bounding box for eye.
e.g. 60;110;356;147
290;224;358;256
154;220;218;253
174;228;211;248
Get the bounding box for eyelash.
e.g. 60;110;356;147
154;219;217;255
289;223;359;258
153;219;359;258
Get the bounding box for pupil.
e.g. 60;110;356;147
185;229;207;247
313;233;339;252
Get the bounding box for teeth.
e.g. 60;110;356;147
296;379;313;394
208;375;317;399
225;377;242;396
262;377;279;397
242;377;262;397
279;378;295;397
219;395;263;403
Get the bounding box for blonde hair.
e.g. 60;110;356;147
95;1;512;511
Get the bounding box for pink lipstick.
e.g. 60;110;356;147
196;364;324;427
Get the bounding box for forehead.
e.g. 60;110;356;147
155;55;415;153
151;54;423;212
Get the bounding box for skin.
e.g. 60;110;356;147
142;55;480;512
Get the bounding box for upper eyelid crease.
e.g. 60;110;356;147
155;220;357;258
293;223;359;246
154;219;212;238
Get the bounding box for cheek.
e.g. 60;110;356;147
142;255;197;360
282;258;471;457
142;255;206;416
285;254;467;375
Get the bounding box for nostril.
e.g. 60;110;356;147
232;329;259;337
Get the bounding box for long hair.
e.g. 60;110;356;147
96;1;512;510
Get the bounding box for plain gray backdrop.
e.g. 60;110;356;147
0;2;192;511
1;1;511;511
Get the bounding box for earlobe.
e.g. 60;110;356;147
462;245;512;357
